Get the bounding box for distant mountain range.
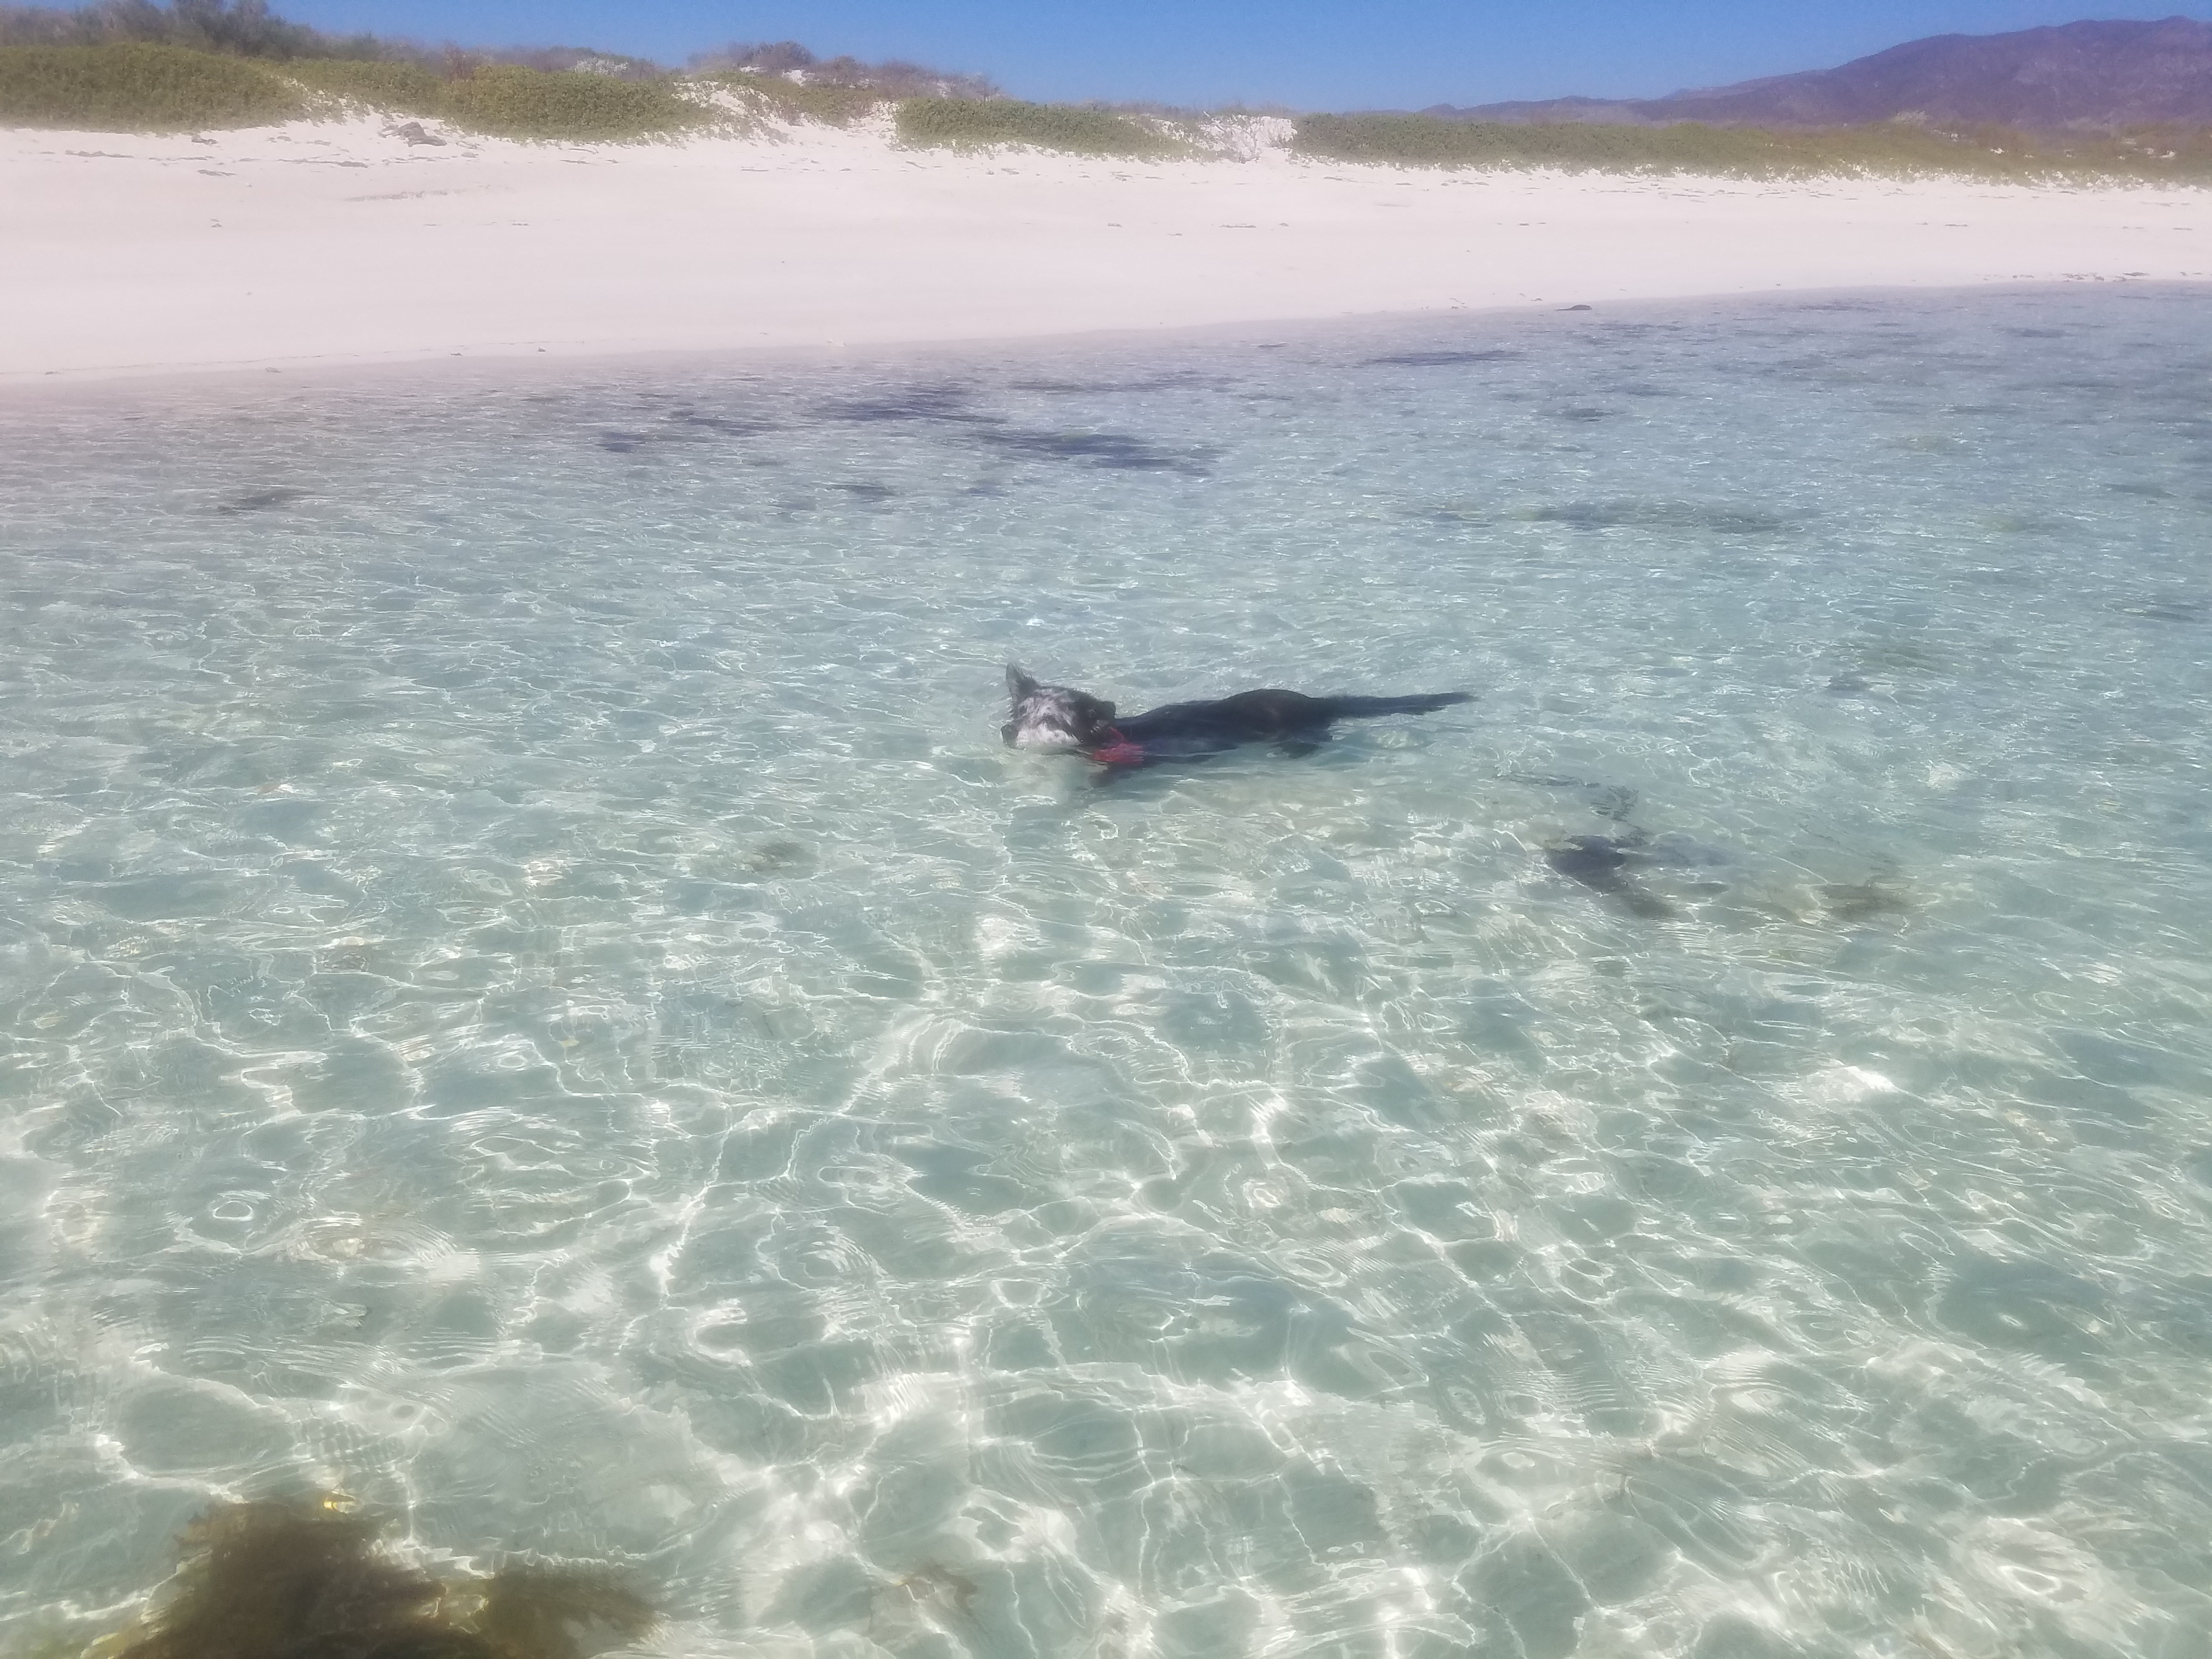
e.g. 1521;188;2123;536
1424;16;2212;128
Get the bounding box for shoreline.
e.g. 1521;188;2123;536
4;279;2200;413
7;112;2211;390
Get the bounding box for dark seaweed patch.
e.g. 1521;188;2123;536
1522;500;1791;534
597;410;773;453
1822;880;1912;922
2115;596;2207;623
668;410;777;436
1509;775;1639;822
214;487;311;514
816;385;1001;424
102;1494;655;1659
1007;372;1235;394
1417;503;1494;526
1545;835;1674;920
977;428;1218;473
1365;349;1521;366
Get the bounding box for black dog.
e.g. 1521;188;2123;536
1003;665;1472;769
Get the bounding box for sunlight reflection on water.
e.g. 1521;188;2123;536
2;287;2209;1658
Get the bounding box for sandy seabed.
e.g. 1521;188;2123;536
5;109;2209;383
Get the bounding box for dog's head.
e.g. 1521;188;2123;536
1002;665;1116;751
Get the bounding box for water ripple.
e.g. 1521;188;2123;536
2;286;2209;1658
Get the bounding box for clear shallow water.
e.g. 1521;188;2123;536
2;287;2210;1658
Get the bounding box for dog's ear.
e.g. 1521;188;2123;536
1007;664;1039;698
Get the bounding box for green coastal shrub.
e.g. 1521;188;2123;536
0;40;301;128
1291;112;2212;183
441;64;705;141
897;97;1188;157
702;69;887;127
281;56;448;117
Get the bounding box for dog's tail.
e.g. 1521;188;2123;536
1323;691;1474;720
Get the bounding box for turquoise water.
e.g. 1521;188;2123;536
2;286;2209;1658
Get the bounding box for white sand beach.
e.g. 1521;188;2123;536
5;110;2208;383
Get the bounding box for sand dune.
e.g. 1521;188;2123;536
4;110;2206;383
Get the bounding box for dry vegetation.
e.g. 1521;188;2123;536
275;53;442;111
896;97;1193;157
0;5;988;141
0;38;299;126
438;64;705;140
1294;111;2212;182
0;0;373;58
0;41;714;136
697;67;889;128
7;1;2212;178
690;37;997;99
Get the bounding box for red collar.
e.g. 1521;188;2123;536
1088;727;1146;766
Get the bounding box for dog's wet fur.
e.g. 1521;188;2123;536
1002;665;1472;769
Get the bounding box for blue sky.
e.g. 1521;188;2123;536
269;2;2212;109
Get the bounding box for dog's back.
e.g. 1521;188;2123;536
1005;667;1471;768
1116;689;1469;743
